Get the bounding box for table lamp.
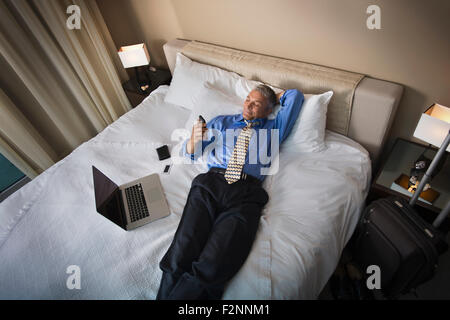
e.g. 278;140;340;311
410;103;450;228
118;43;152;92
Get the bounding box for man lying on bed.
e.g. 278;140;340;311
157;85;304;300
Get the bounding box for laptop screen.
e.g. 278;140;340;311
92;166;126;229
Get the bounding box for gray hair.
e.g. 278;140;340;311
253;84;277;109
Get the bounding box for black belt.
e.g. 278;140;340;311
209;167;261;184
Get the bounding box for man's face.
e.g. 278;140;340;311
243;90;271;120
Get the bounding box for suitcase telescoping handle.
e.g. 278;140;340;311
433;201;450;228
409;129;450;228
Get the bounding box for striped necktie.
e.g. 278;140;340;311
224;120;256;184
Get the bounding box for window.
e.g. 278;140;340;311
0;153;29;202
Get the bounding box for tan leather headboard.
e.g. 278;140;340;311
163;39;403;166
181;41;364;137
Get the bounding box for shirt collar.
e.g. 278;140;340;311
235;113;266;127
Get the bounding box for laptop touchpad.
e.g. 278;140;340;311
147;187;162;203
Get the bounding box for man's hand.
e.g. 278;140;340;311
186;120;208;154
276;90;285;102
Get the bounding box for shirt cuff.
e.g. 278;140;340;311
181;139;202;161
279;89;289;105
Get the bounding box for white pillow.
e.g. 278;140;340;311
164;53;241;110
184;82;243;131
283;91;333;152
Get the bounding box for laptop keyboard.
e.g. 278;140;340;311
125;184;149;223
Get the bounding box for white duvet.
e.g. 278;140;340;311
0;86;371;299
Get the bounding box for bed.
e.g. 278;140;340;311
0;39;403;299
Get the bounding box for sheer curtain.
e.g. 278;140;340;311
0;0;131;178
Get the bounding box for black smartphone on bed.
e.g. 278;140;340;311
163;164;171;174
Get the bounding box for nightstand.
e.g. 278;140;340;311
122;68;171;107
369;137;450;230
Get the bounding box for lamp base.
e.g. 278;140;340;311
135;67;151;93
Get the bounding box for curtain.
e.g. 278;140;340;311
0;0;131;178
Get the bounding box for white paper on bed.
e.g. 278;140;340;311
0;86;370;299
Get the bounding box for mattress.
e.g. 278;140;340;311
0;85;371;299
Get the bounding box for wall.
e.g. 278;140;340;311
96;0;182;70
96;0;450;156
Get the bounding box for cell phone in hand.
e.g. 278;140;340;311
199;115;206;124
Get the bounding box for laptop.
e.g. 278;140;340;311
92;166;170;230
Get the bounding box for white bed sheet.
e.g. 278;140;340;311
0;85;371;299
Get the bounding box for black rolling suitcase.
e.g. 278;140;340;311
352;196;448;299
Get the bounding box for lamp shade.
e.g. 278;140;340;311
413;103;450;151
118;43;150;68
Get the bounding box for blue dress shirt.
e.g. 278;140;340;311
182;89;304;181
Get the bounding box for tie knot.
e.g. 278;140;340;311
244;120;258;128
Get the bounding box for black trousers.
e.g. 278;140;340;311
157;169;269;300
